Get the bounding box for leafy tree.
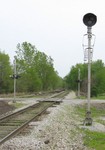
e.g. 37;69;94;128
0;51;13;93
91;60;105;96
65;60;105;97
15;42;63;92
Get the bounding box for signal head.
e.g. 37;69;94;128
83;13;97;27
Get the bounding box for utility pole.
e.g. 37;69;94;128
82;13;97;125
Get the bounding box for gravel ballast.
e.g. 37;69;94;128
0;101;88;150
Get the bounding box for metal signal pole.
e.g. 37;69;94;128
84;27;92;124
87;27;92;113
78;68;80;98
83;13;97;125
13;57;16;103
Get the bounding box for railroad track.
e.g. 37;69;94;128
42;90;69;101
0;101;59;145
0;90;69;145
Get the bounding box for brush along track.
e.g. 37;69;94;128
0;101;59;145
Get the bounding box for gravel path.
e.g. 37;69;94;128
1;92;104;150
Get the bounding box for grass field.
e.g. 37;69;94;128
76;103;105;150
84;130;105;150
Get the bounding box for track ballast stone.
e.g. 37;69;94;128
0;102;88;150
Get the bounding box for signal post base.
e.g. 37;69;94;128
83;111;92;126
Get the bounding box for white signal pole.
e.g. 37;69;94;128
78;68;80;98
84;27;92;125
13;57;16;103
87;27;91;113
83;13;97;125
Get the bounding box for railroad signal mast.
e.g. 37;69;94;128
13;57;16;103
10;56;20;103
82;13;97;125
77;68;81;98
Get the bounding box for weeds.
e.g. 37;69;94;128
84;130;105;150
76;103;105;149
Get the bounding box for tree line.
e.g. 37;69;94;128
65;60;105;97
1;41;104;96
0;42;64;94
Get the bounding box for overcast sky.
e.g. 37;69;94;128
0;0;105;77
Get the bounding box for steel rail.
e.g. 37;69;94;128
0;90;67;145
0;90;65;121
0;102;40;121
0;101;56;145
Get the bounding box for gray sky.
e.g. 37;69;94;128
0;0;105;77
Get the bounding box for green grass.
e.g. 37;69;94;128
10;102;26;109
77;95;86;99
76;104;105;149
84;130;105;150
77;92;105;100
91;96;105;100
76;104;105;118
78;96;105;100
95;95;105;100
